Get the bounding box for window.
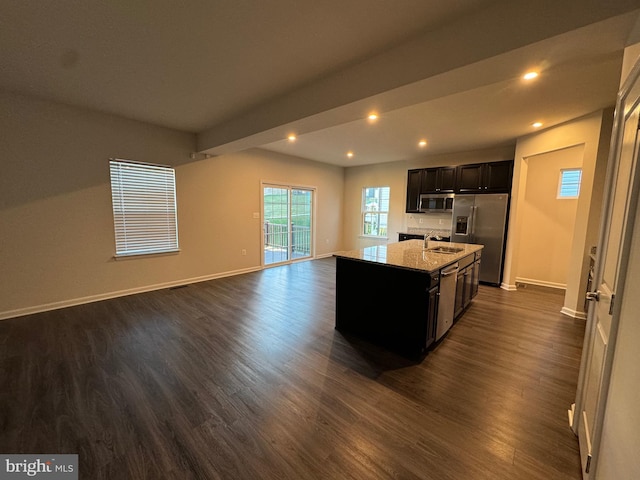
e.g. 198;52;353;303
109;159;179;257
558;168;582;199
362;186;390;237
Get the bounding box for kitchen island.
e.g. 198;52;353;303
334;240;483;360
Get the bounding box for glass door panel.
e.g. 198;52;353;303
263;186;290;265
263;185;313;266
291;189;312;261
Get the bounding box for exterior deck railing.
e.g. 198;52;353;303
264;222;311;255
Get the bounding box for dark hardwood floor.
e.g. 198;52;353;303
0;258;585;479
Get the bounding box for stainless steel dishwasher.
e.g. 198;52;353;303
436;262;459;341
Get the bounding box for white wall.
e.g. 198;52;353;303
619;42;640;87
516;146;583;288
177;148;344;275
343;161;407;250
503;110;613;318
0;91;344;319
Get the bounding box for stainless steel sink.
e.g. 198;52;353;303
426;246;464;254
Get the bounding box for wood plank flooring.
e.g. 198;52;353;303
0;258;585;479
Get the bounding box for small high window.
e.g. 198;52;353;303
558;168;582;199
362;186;390;237
109;159;179;257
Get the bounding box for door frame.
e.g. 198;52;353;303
260;180;317;268
571;58;640;478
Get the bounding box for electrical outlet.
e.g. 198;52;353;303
253;212;259;219
419;218;423;224
241;249;247;256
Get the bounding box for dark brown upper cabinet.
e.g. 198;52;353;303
483;161;513;192
406;169;423;213
455;160;513;193
406;160;513;213
422;167;456;193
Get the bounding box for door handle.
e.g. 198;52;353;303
586;291;600;302
441;266;459;277
469;205;477;237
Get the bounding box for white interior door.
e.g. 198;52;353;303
575;95;640;478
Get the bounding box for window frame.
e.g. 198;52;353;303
557;168;582;199
109;159;180;258
361;186;390;238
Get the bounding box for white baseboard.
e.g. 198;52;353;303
515;277;567;290
500;283;518;291
0;266;263;321
316;252;337;259
560;306;587;320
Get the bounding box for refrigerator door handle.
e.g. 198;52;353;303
469;205;477;241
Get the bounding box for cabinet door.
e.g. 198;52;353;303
422;167;456;193
437;167;457;192
454;270;466;318
406;169;423;212
426;285;439;349
463;267;473;308
456;164;483;193
421;168;438;193
399;233;424;242
483;161;513;192
471;258;481;298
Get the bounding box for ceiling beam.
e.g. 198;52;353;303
197;0;640;155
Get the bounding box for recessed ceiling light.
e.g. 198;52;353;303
532;122;543;128
418;139;427;148
287;134;297;142
523;71;539;80
368;113;378;121
347;151;354;158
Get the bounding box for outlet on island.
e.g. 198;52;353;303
241;249;247;256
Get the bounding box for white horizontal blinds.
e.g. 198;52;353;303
109;160;179;256
558;168;582;198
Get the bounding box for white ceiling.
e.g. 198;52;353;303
2;1;639;167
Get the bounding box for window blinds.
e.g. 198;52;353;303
558;169;582;198
109;160;179;256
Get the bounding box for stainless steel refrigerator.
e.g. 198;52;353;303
450;193;509;285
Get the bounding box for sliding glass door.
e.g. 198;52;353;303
263;184;313;266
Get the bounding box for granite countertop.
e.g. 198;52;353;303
334;240;484;273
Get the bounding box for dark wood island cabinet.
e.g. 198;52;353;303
334;240;483;360
335;256;439;359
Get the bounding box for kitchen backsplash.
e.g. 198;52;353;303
405;213;453;237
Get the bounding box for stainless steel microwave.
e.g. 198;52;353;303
419;193;454;212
